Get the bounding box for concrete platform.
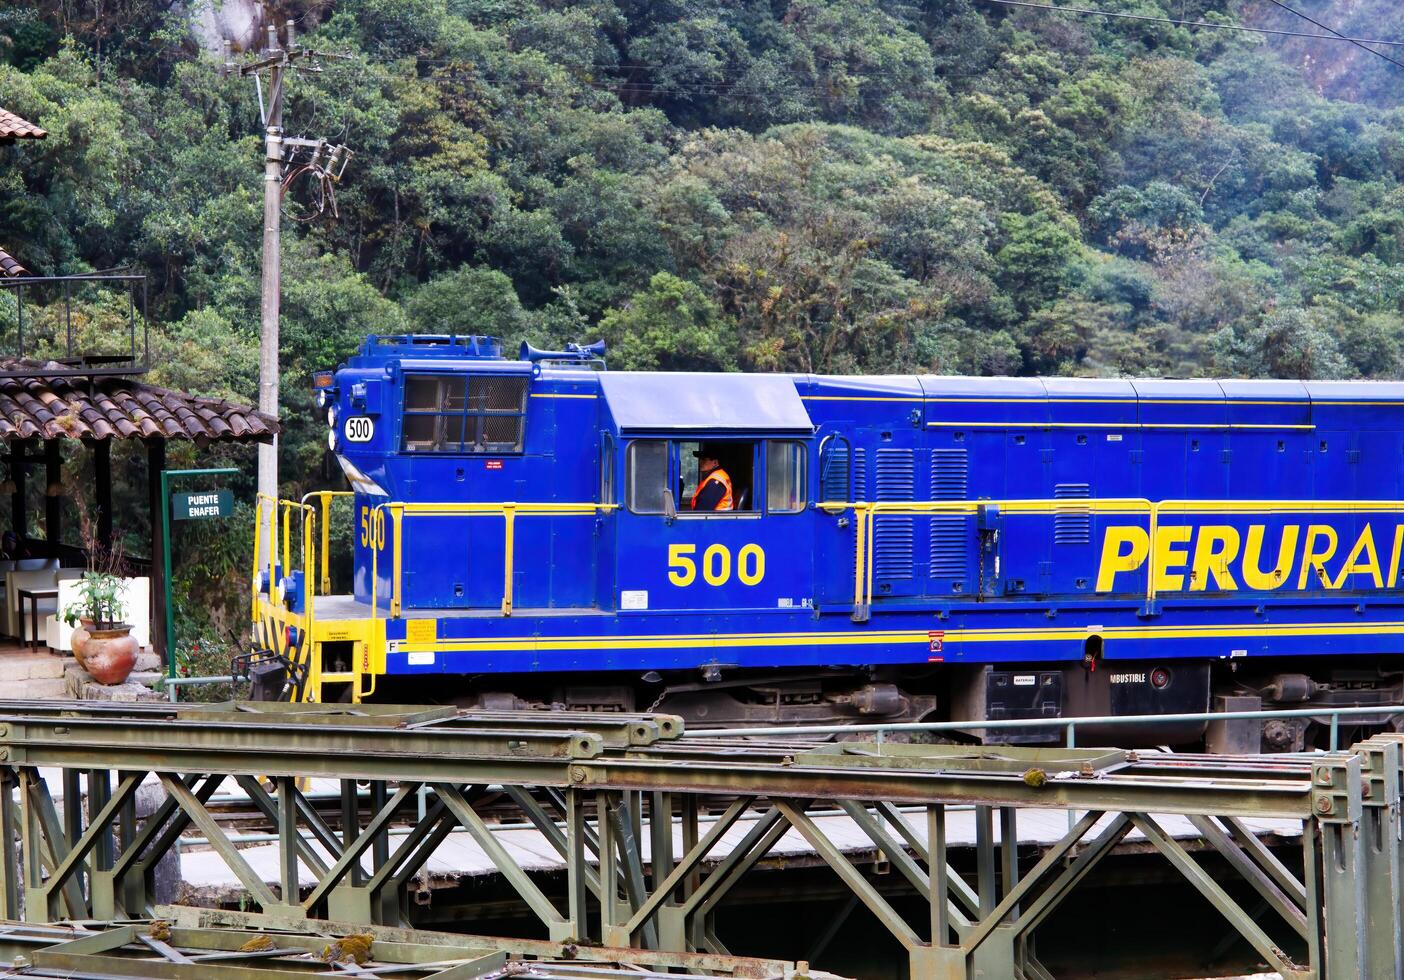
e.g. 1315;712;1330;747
0;643;162;701
0;647;67;699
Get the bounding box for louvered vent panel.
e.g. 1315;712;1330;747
847;447;869;585
930;449;969;577
1053;483;1091;544
821;443;852;502
874;449;915;581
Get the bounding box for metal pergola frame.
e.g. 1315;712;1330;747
0;274;149;379
0;699;1392;978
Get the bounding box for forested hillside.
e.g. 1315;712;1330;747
5;0;1404;653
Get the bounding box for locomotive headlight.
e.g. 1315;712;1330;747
327;405;338;429
328;428;338;452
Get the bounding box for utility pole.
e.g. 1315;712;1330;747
222;23;351;528
256;22;284;511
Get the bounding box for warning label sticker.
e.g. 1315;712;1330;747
406;619;437;645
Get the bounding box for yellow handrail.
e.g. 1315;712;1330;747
253;492;360;701
302;504;318;696
302;491;353;595
501;504;516;616
368;501;617;623
390;506;403;617
828;497;1404;613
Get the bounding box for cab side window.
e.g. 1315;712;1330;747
677;441;755;512
767;441;805;513
627;441;669;513
624;439;808;515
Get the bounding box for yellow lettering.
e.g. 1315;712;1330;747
1190;525;1240;591
1389;525;1404;588
667;544;696;587
737;544;765;586
1297;525;1339;590
1153;525;1193;592
1242;525;1298;591
702;544;731;586
1331;525;1385;589
1095;526;1150;592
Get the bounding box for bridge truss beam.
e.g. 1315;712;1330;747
0;699;1393;978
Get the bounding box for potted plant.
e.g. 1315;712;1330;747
63;572;136;685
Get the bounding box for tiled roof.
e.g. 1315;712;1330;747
0;248;26;278
0;360;278;444
0;109;45;141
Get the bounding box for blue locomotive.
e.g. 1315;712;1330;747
250;334;1404;748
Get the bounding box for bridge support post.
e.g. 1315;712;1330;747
1355;738;1403;980
1314;754;1366;980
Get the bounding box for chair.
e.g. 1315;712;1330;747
0;561;16;629
6;562;64;646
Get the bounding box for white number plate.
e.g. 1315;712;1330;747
344;417;374;442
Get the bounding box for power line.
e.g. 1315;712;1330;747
1260;0;1404;73
975;0;1404;50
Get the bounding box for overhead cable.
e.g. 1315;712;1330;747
1260;0;1404;72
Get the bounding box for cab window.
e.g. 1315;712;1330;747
402;374;527;453
627;441;669;513
623;439;807;515
767;441;805;513
676;441;755;513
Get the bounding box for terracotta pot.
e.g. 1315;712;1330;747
81;625;138;685
70;618;96;667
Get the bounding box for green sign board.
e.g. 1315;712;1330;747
172;489;233;520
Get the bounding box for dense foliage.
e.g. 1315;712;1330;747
4;0;1404;651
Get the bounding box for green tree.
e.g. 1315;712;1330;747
598;272;737;371
406;265;528;338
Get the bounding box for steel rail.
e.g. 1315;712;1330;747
0;704;1322;817
685;701;1404;750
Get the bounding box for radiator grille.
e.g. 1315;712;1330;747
1053;482;1091;545
930;449;969;577
874;449;915;581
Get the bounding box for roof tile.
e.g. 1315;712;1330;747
0;359;277;444
0;248;28;278
0;109;45;141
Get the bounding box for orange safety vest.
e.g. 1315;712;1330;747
690;467;734;511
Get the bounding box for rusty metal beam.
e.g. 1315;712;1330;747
0;701;1393;979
